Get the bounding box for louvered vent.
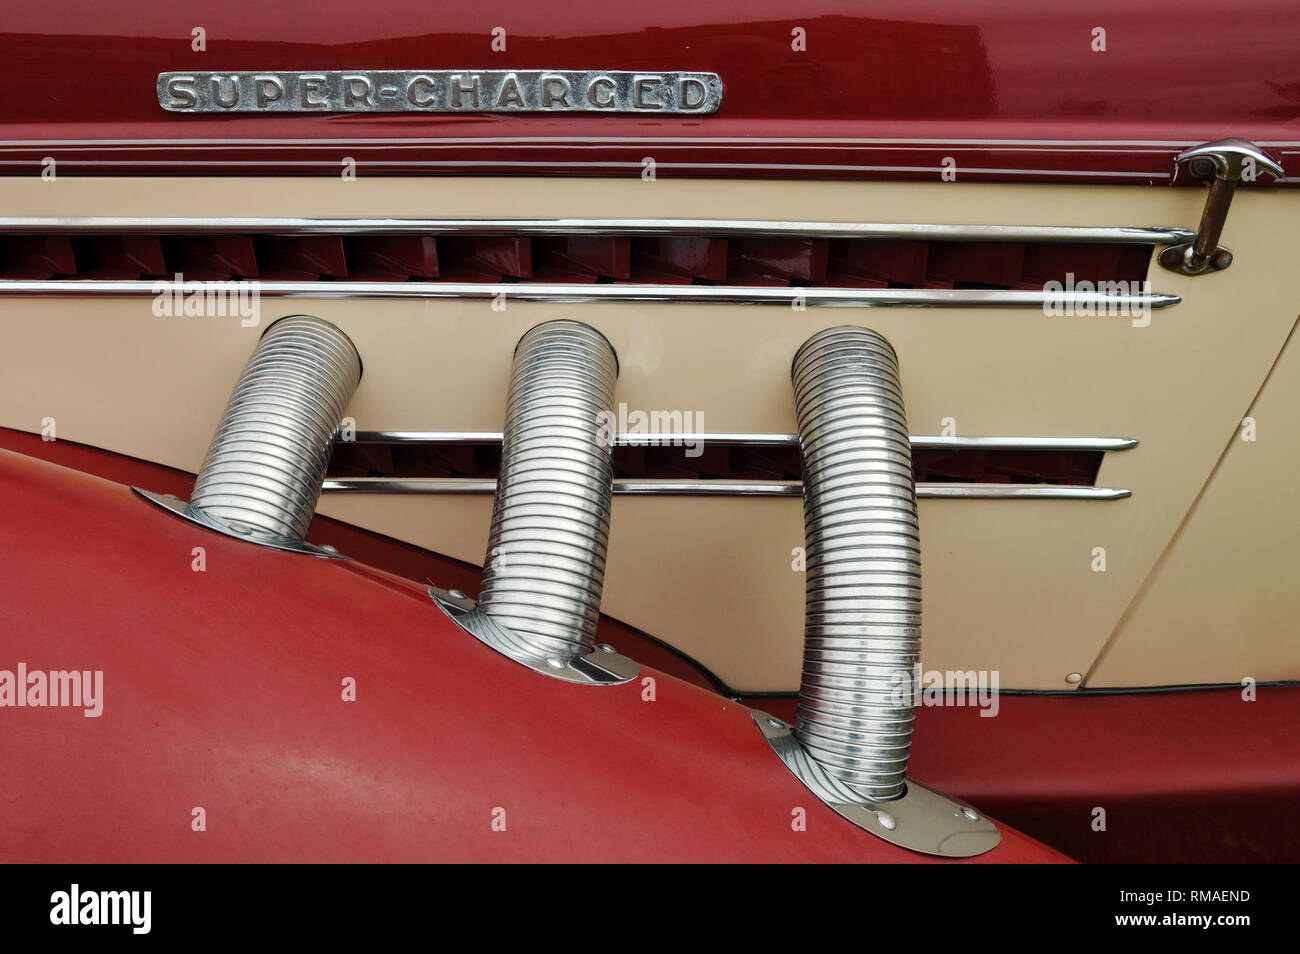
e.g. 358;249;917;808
0;231;1152;289
327;440;1106;488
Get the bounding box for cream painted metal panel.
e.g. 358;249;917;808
1086;317;1300;687
0;177;1296;690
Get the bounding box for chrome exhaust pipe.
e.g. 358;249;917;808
477;320;619;658
793;325;919;800
753;326;1000;856
135;315;361;558
429;320;638;685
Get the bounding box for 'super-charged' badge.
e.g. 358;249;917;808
158;70;723;115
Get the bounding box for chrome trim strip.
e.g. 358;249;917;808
910;435;1139;452
356;430;509;444
0;144;1197;154
0;216;1193;245
0;160;1178;177
350;431;1139;452
615;479;801;496
6;137;1298;146
0;280;1180;310
320;477;1130;500
325;478;499;495
921;485;1131;500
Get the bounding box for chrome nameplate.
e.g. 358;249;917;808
158;70;723;115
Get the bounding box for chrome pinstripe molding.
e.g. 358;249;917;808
320;478;1131;500
0;280;1183;310
349;431;1139;452
919;485;1130;500
0;280;1179;310
14;136;1298;145
322;432;1136;499
0;216;1194;244
0;159;1185;177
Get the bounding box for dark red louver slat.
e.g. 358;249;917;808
0;236;77;278
727;238;829;284
630;237;729;283
825;239;928;286
74;236;167;279
923;242;1027;288
256;236;348;280
438;236;532;281
347;236;440;281
169;236;259;280
534;236;631;282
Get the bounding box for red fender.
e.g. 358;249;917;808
0;449;1067;863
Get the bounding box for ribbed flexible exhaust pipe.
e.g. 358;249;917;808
190;315;362;542
792;325;919;801
752;325;999;856
134;315;361;557
476;320;618;660
428;320;638;685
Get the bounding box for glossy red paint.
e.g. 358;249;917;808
8;430;1300;864
757;689;1300;864
0;1;1295;183
0;426;720;692
0;448;1065;863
